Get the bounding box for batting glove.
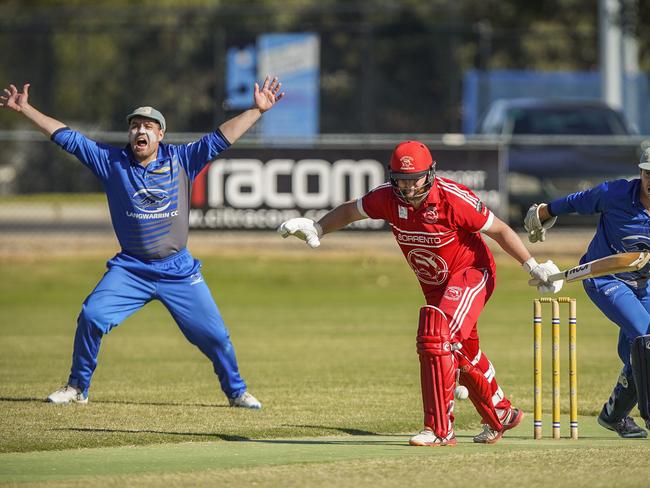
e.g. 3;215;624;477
523;257;563;294
278;218;323;248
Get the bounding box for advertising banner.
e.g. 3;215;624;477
189;146;502;230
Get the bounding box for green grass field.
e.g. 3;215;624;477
1;246;649;486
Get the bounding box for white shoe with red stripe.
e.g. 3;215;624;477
473;408;523;444
409;428;457;446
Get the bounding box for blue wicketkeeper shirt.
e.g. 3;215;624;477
548;178;650;287
51;127;230;260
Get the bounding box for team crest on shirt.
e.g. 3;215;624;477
398;206;408;219
422;206;439;224
132;188;171;213
406;248;449;285
443;286;463;301
618;235;650;279
621;235;650;252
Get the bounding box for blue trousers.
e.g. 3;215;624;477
584;276;650;367
67;249;247;399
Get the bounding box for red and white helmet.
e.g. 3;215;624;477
389;140;436;201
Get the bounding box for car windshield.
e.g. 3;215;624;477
509;106;628;135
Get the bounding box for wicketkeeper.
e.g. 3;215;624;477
1;78;284;408
524;148;650;439
279;140;562;445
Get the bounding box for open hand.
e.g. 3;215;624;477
0;83;30;112
254;76;284;113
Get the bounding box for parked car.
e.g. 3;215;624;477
476;98;642;224
477;98;633;137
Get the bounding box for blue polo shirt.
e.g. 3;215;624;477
52;127;230;260
549;178;650;287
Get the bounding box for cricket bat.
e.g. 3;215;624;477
528;251;650;286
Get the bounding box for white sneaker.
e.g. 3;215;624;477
229;391;261;409
409;428;456;446
473;408;524;444
473;424;502;444
46;385;88;404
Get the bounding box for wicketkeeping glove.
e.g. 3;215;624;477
524;204;557;243
523;257;563;294
278;218;323;248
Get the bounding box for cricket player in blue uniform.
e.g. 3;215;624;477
0;78;284;408
524;148;650;439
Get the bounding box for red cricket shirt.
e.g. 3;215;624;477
358;176;496;300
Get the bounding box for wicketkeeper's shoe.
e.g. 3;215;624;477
46;385;88;404
409;428;456;447
229;391;262;409
473;408;523;444
597;408;648;439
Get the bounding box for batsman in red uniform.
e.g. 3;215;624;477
279;141;561;445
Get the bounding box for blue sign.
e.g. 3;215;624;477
225;45;257;110
257;33;320;139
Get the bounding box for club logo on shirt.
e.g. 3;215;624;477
399;206;408;219
619;235;650;279
621;235;650;252
422;206;439;224
132;188;171;213
406;248;449;285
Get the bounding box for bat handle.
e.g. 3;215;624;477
528;272;564;287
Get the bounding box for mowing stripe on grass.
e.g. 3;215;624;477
0;417;641;484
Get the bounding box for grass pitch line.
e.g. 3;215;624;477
0;417;640;484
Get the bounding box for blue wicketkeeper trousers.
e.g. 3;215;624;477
584;275;650;367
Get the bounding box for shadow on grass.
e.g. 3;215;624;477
0;396;228;408
283;425;484;441
54;427;249;442
253;438;407;446
284;425;380;436
0;397;43;402
53;427;407;446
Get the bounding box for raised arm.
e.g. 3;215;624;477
218;76;284;144
0;83;66;137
